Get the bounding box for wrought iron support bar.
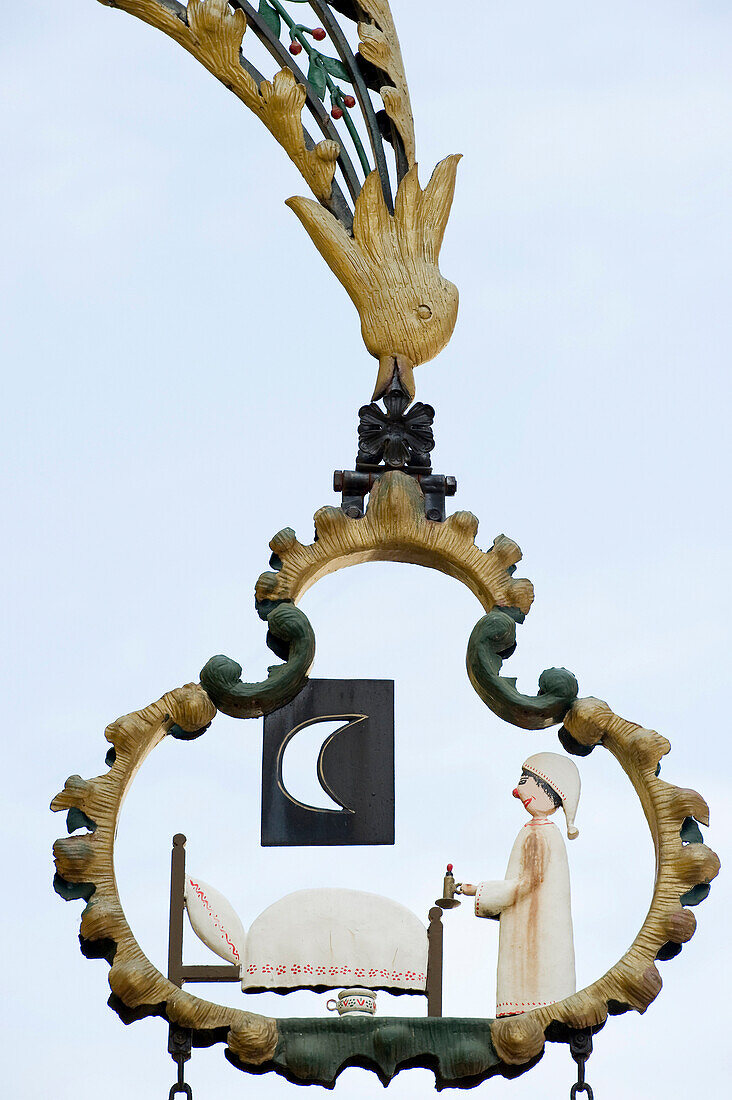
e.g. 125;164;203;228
231;0;361;210
334;470;456;520
180;965;240;982
309;0;394;209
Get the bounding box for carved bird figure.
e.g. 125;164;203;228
95;0;460;399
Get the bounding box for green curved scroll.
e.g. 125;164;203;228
200;603;315;719
467;609;578;729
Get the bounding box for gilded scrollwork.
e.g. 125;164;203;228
100;0;340;202
52;683;279;1062
96;1;459;399
356;0;416;166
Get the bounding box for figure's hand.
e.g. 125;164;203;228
458;883;476;896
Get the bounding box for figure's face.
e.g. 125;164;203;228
513;773;558;817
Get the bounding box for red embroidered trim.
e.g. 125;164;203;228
241;963;425;985
474;883;494;917
496;999;556;1010
188;879;240;963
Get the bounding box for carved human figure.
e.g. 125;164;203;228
459;752;581;1017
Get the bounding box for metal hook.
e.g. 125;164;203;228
568;1029;595;1100
168;1057;193;1100
168;1085;193;1100
167;1031;193;1100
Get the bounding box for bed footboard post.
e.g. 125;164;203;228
426;906;443;1017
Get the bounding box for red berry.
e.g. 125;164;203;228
331;106;343;119
289;40;302;55
312;27;326;41
447;864;453;873
343;94;356;108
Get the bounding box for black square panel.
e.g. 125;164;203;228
261;679;394;846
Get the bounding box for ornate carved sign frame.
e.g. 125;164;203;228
52;471;719;1088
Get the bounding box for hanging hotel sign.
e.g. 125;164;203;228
52;2;719;1096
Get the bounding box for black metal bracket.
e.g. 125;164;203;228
333;469;457;521
568;1029;595;1099
168;1024;193;1099
335;372;456;520
357;372;435;468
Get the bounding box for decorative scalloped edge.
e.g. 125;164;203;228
51;683;278;1065
255;470;534;613
357;0;416;165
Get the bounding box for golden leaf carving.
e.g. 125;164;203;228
258;69;340;202
358;1;416;165
101;0;339;203
287;155;461;398
188;0;246;67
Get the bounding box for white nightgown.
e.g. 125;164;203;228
475;818;575;1017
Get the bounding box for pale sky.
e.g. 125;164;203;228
2;1;730;1097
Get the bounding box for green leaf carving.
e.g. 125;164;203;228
320;56;352;83
252;1017;507;1089
308;57;327;100
66;807;97;834
466;609;578;729
258;0;281;38
200;602;315;719
680;882;711;906
680;816;704;844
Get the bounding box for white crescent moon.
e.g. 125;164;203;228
278;715;366;812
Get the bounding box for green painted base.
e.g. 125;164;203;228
227;1016;540;1090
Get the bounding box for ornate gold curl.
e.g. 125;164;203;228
357;0;416;166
